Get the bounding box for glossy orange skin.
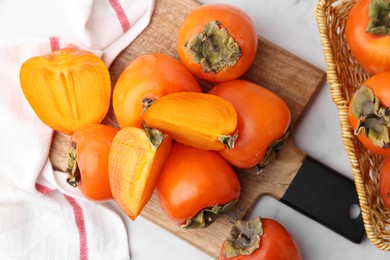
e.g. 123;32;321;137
157;142;241;225
346;0;390;75
113;53;202;129
70;124;119;201
209;80;291;169
380;157;390;211
219;218;302;260
177;4;258;82
348;72;390;156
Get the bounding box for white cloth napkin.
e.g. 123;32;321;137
0;0;154;259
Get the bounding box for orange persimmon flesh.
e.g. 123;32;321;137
19;48;111;135
109;127;171;220
143;92;237;151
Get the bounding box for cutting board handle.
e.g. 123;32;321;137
233;140;365;243
280;155;365;243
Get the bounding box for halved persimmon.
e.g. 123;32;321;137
109;127;172;220
143;92;238;151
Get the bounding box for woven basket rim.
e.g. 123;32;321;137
315;0;390;251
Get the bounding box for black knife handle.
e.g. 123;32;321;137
280;155;365;243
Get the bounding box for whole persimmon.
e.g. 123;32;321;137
349;72;390;156
157;142;240;228
113;53;202;129
380;157;390;211
346;0;390;75
209;80;291;171
177;4;258;82
67;124;119;201
220;217;302;260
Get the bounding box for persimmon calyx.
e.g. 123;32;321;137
66;141;81;187
257;130;290;174
222;217;263;258
351;85;390;148
185;21;242;73
142;97;156;112
366;0;390;35
143;125;167;150
181;199;238;229
218;131;239;150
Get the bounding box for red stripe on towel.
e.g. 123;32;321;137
35;183;53;194
35;183;88;259
64;194;88;260
109;0;131;32
49;37;60;52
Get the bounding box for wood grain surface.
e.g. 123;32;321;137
49;0;326;258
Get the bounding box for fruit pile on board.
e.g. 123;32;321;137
19;4;303;259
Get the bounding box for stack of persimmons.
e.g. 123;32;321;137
345;0;390;214
19;3;303;260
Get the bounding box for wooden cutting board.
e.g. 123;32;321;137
49;0;327;258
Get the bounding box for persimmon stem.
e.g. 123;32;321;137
142;98;156;112
222;217;263;258
219;131;239;150
237;233;252;248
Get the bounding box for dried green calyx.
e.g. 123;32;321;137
222;217;264;258
143;123;167;150
218;131;239;150
66;141;80;187
185;21;242;73
257;130;290;174
142;97;156;112
366;0;390;35
180;199;238;229
351;85;390;148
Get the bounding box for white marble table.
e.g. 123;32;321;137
117;0;390;259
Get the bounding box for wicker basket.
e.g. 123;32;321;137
315;0;390;250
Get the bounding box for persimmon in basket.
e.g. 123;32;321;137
346;0;390;75
380;157;390;211
349;71;390;156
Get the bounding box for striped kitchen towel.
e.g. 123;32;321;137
0;0;154;259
